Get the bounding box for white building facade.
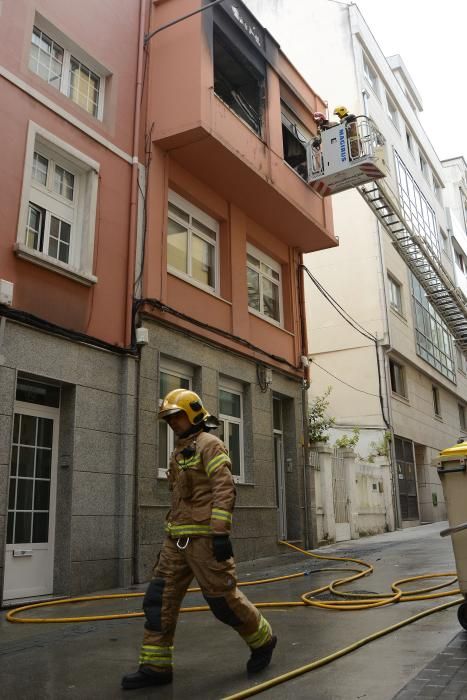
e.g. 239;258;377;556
246;0;467;528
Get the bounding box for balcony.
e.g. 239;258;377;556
147;0;336;254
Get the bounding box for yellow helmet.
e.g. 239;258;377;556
158;388;210;426
333;105;349;119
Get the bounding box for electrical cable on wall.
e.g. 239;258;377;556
300;264;391;429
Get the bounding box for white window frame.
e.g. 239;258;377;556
16;122;99;285
157;358;193;479
246;243;283;326
389;359;406;398
29;17;106;120
167;190;219;295
362;54;379;98
432;385;441;417
388;274;403;315
219;378;244;484
386;93;399;130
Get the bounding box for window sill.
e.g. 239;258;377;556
389;306;407;323
15;243;97;286
391;391;410;405
168;269;228;302
248;306;283;330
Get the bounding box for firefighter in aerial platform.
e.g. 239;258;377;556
122;389;277;690
333;105;361;159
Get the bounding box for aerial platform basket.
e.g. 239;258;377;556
307;116;389;196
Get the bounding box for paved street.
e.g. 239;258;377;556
1;522;466;700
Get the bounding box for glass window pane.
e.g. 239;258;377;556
13;414;20;443
20;415;37;446
32;152;48;185
54;165;75;200
247;268;260;311
37;418;53;447
247;254;260;268
218;421;225;443
7;512;14;545
158;422;168;471
32;512;49;543
34;480;51;510
192;218;216;241
69;58;99;116
228;423;241;477
18;447;35;477
48;237;58;259
159;371;190;397
167;218;188;273
10;446;18;476
262;278;280;321
273;399;282;431
16;479;34;510
26;204;44;251
14;512;32;544
16;378;60;407
220;389;241;418
36;449;52;479
8;479;16;510
168;202;189;223
192;235;215;288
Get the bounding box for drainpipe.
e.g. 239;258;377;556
129;0;147;584
126;0;146;347
298;251;315;550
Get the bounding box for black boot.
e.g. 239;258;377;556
247;635;277;674
121;666;173;690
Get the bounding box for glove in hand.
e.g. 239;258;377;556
212;534;233;562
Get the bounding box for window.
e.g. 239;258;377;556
388;275;403;314
386;93;399;129
411;274;455;381
440;228;450;258
213;24;264;135
455;249;465;274
433;176;443;203
29;23;104;118
218;380;244;483
16;122;99;285
363;55;379;96
281;103;310;180
395;152;440;257
247;244;282;324
158;360;193;478
405;126;413;153
459;404;466;432
432;386;441;417
419;153;427;177
167;191;218;292
389;359;406;397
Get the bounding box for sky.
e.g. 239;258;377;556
351;0;466;161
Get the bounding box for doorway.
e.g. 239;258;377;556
273;396;287;540
3;378;60;601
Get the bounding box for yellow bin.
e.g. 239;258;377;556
438;440;467;628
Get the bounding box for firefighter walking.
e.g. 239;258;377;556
122;389;277;690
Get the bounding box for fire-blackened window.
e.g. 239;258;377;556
281;103;311;180
213;24;264;136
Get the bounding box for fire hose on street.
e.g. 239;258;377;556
6;539;464;699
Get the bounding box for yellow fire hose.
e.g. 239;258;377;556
5;540;464;698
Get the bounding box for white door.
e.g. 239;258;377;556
3;402;59;601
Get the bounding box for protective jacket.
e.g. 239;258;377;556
165;430;236;538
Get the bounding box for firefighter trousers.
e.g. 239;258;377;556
139;536;273;672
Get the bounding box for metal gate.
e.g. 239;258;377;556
332;448;351;541
395;436;419;520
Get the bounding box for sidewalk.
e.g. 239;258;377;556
0;522;465;699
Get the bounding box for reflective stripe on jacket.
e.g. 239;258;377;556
165;430;236;537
